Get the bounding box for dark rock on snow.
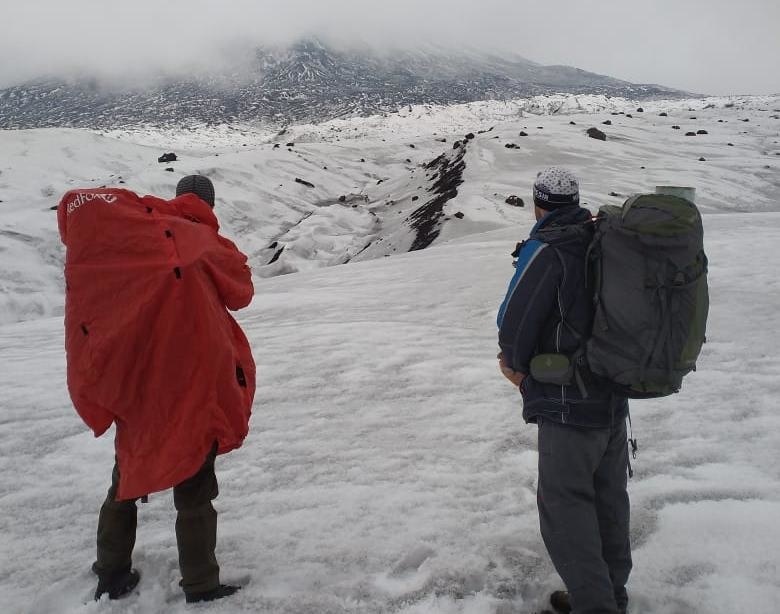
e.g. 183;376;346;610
158;152;177;163
505;195;524;207
587;127;607;141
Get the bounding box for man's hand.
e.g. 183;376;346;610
497;352;525;388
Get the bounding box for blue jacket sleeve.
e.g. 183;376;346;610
497;240;560;373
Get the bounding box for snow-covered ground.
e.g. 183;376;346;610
2;94;779;324
1;94;779;613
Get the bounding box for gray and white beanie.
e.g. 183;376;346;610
533;167;579;210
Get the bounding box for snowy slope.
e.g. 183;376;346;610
1;210;779;613
1;94;779;326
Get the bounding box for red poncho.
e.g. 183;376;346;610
58;188;255;500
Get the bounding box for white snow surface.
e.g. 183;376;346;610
1;94;780;613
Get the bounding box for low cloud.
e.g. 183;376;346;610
1;0;778;95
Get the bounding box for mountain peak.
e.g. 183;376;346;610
0;39;685;129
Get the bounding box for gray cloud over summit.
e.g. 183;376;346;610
1;0;778;95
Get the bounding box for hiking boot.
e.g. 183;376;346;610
549;591;571;613
94;568;140;601
184;584;241;603
549;590;627;614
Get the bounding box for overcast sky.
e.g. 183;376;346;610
1;0;778;95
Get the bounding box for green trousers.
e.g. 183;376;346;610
93;445;220;593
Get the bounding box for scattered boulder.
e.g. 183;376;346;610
697;129;708;135
360;158;366;162
452;141;462;149
412;196;419;201
609;192;622;197
569;121;577;125
537;126;544;129
689;116;697;120
659;112;668;117
699;157;706;161
587;127;607;141
602;120;612;125
376;179;383;185
672;125;681;129
273;144;280;149
637;107;644;112
626;114;633;118
454;211;465;219
519;131;528;136
158;152;177;163
409;144;416;148
164;167;174;172
436;138;447;142
685;132;697;136
504;143;518;149
286;142;295;147
505;195;524;207
406;158;412;163
741;118;750;122
338;195;346;202
727;143;734;146
465;133;475;140
294;178;315;188
268;246;284;265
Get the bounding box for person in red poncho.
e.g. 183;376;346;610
58;175;255;603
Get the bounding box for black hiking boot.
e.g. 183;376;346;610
549;590;571;613
94;568;140;601
184;584;241;603
548;590;628;614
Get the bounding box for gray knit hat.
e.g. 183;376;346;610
176;175;215;208
533;167;579;210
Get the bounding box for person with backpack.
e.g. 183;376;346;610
57;175;256;603
496;167;631;614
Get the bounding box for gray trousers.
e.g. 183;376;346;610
537;418;632;614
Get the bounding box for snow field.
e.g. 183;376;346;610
1;93;779;612
1;212;780;612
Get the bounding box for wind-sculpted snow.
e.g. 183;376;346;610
1;93;779;327
0;212;779;613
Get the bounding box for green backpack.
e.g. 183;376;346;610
585;193;709;398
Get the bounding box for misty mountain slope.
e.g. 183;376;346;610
1;94;778;326
0;210;779;613
0;39;685;129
